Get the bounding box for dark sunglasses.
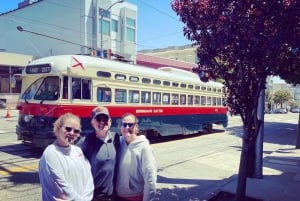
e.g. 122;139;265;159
65;126;81;134
95;115;108;122
121;122;135;128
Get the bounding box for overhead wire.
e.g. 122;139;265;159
1;0;190;52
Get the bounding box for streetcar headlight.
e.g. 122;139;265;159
23;115;33;123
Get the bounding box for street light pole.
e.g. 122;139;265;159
99;0;124;58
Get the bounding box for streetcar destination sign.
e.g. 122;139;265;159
26;64;51;74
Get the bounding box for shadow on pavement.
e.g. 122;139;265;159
0;143;43;159
154;175;233;201
226;122;297;146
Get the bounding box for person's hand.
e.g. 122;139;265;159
91;118;111;137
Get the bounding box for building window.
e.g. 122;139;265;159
112;19;118;32
0;65;23;94
126;27;135;42
99;19;110;36
126;17;135;42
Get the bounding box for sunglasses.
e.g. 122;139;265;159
65;126;81;134
95;115;108;123
121;122;136;128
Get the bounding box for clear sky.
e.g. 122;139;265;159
0;0;191;51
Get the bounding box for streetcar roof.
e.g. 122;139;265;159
25;55;223;87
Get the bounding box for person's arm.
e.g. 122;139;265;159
141;146;157;201
40;149;88;201
81;158;94;200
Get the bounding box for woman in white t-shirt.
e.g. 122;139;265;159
39;113;94;201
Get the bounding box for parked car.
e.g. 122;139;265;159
291;108;300;113
274;108;288;114
0;100;6;108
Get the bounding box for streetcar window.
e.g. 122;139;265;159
142;78;151;84
207;97;212;105
141;91;151;103
217;97;222;105
97;87;111;102
115;88;127;103
72;78;91;100
162;93;170;105
195;86;200;90
194;96;200;104
188;85;193;89
22;78;43;100
180;94;186;105
212;97;217;106
163;81;170;86
82;80;91;99
180;83;186;88
153;79;161;85
171;94;179;105
129;76;139;82
218;89;222;93
115;74;126;81
129;90;139;103
201;96;206;105
172;82;179;87
97;71;111;78
207;87;212;92
152;92;161;104
213;88;217;92
188;95;193;105
34;76;59;101
62;76;68;99
201;86;206;91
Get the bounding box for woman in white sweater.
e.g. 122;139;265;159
116;113;157;201
39;113;94;201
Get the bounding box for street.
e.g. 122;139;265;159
0;110;299;201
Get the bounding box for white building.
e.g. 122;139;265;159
0;0;137;61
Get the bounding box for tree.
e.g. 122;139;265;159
171;1;300;200
273;90;292;108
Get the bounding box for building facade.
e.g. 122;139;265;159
0;52;35;107
0;0;137;61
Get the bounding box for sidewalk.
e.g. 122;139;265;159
216;145;300;201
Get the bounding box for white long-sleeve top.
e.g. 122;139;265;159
39;144;94;201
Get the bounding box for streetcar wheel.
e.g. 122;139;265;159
202;124;213;134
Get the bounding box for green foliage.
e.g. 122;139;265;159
273;90;292;106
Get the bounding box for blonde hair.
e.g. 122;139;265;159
53;113;81;137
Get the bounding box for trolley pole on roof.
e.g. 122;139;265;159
99;0;124;58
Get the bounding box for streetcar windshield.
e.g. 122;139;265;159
21;76;60;101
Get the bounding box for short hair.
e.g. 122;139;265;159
121;113;139;134
53;113;81;137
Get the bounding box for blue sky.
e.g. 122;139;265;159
0;0;191;51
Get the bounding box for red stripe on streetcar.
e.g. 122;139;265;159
17;103;227;118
